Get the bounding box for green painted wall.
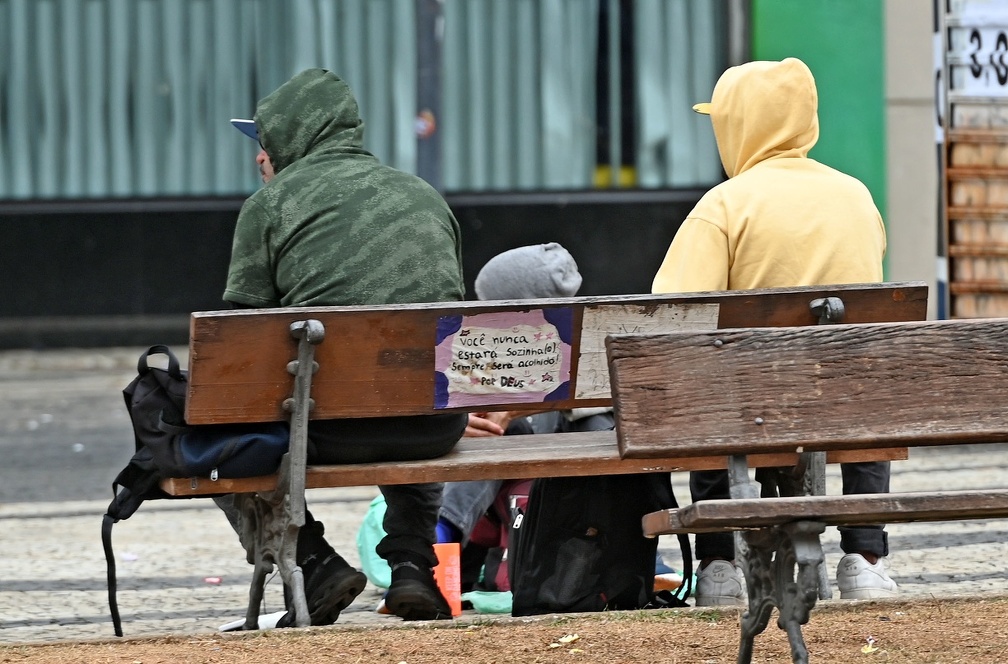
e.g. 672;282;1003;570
752;0;887;266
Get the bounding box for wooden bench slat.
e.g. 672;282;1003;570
610;317;1008;459
185;283;926;425
642;489;1008;536
160;430;907;496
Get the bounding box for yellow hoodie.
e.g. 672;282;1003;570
652;58;886;294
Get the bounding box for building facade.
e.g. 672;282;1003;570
0;0;941;346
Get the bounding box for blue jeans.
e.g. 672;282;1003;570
439;479;506;544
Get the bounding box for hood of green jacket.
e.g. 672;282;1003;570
253;68;365;174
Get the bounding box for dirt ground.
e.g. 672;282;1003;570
3;596;1007;664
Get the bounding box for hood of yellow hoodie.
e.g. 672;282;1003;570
707;58;820;178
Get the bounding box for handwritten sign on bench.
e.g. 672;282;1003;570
434;308;574;407
433;303;720;408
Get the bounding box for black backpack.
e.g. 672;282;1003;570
102;345;288;636
508;472;692;616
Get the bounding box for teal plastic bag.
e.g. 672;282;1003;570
355;495;392;589
355;495;518;614
462;590;512;614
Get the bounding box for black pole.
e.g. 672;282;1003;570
416;0;443;191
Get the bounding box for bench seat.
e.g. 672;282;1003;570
163;430;907;496
643;489;1008;535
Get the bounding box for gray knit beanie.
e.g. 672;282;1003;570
474;242;583;300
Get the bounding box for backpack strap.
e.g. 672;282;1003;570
138;344;183;379
101;513;123;637
675;532;693;603
102;455;165;637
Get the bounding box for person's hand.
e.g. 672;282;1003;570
464;411;513;437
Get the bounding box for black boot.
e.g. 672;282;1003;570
278;520;367;627
383;555;452;621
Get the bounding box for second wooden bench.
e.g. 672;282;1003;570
608;314;1008;664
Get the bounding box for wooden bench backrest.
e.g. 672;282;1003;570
185;282;926;426
607;316;1008;459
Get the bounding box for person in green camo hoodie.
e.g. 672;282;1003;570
219;68;467;626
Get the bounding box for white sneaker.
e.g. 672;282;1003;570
836;553;898;599
694;560;747;607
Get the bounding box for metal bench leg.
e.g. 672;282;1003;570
731;297;845;659
234;491;282;629
234;319;324;630
728;446;829;662
233;473;309;630
273;319;325;628
736;532;774;664
736;521;826;664
268;456;309;627
234;493;264;629
775;521;826;664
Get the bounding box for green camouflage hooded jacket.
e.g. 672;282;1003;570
224;68;464;308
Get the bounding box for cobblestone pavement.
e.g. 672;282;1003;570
2;347;1008;644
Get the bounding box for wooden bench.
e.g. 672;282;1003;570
158;281;926;632
608;315;1008;664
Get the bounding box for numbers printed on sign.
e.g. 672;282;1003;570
965;28;1008;86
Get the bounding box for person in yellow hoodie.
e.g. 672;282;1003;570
652;57;897;606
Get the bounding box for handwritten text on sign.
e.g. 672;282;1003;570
433;309;573;408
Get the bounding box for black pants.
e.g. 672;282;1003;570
690;460;890;561
216;413;467;568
